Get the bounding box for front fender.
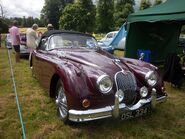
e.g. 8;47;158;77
56;62;98;110
120;58;164;93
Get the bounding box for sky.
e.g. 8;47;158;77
1;0;45;18
1;0;167;18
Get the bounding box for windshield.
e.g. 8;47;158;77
49;33;98;50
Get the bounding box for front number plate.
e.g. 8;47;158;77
121;106;150;120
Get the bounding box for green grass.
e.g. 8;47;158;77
0;45;185;139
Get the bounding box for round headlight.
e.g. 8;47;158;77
97;75;113;94
140;86;148;98
145;71;157;87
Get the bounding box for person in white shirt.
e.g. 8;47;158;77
26;24;38;49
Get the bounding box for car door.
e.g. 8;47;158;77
34;37;56;90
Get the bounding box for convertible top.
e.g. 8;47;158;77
41;30;93;39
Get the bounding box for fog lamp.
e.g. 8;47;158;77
161;87;166;92
82;99;90;108
140;86;148;98
117;90;124;102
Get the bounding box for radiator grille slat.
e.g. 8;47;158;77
115;71;137;105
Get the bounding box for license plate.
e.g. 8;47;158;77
121;105;150;120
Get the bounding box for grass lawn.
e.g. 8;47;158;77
0;44;185;139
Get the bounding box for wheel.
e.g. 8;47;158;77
55;80;69;123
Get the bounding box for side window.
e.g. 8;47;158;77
39;38;48;50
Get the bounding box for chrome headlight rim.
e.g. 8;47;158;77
96;75;113;94
145;71;157;87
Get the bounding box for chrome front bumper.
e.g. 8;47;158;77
68;89;167;122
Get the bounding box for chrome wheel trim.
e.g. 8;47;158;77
56;86;68;119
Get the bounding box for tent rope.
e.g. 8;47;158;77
7;49;26;139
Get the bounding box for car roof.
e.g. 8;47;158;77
41;30;94;39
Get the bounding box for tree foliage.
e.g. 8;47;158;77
96;0;114;33
0;18;8;33
41;0;74;29
0;17;44;30
59;0;95;33
140;0;151;10
0;3;4;18
154;0;162;5
114;0;134;29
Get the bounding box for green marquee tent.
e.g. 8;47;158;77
125;0;185;63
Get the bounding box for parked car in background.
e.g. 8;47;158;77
179;34;185;47
98;31;118;53
98;41;114;54
30;30;167;123
5;34;12;49
5;33;31;57
99;31;118;46
20;33;30;57
98;27;126;53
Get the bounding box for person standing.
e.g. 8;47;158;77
9;20;20;63
26;24;38;49
47;24;54;31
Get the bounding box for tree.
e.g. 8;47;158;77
154;0;162;5
41;0;74;29
140;0;151;10
96;0;114;33
0;18;8;33
114;0;134;29
59;4;79;31
0;2;8;19
59;0;96;33
0;3;4;18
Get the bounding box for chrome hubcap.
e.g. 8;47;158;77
56;86;68;118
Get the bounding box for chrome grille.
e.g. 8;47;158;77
115;71;137;105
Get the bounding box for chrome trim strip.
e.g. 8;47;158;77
156;95;167;103
151;88;157;108
68;94;167;122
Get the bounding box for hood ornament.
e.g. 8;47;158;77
113;58;124;72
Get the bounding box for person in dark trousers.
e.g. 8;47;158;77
9;20;20;63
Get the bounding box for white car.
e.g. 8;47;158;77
99;31;118;46
98;29;126;51
5;34;12;49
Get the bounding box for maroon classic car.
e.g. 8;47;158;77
30;30;167;123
